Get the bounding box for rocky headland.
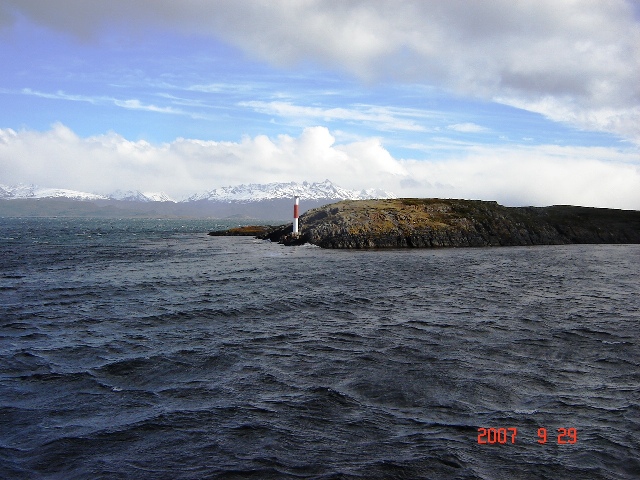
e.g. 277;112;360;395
209;198;640;248
207;225;274;237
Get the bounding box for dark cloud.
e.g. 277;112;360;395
2;0;639;140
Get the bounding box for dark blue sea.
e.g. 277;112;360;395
1;217;639;479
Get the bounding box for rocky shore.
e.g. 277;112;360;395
209;198;640;248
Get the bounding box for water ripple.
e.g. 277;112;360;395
1;218;639;479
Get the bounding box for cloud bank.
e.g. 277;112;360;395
3;0;640;142
1;124;638;209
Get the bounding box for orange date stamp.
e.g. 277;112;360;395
477;427;578;444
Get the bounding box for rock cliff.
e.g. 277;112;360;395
255;199;640;248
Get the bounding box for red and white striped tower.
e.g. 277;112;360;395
293;195;300;235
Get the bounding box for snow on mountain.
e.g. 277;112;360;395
186;180;396;202
0;185;13;199
0;183;108;201
143;192;176;202
1;180;393;204
108;190;175;202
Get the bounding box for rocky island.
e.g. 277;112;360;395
209;198;640;248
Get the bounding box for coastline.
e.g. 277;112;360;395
209;198;640;248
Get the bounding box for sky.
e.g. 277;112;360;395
0;0;639;208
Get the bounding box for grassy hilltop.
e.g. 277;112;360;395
252;198;640;248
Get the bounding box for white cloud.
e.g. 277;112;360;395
187;83;256;94
5;0;637;141
1;124;638;209
0;124;406;198
495;95;640;144
240;101;431;132
20;88;100;104
398;144;640;209
13;88;205;118
447;123;488;133
113;98;185;115
221;1;640;142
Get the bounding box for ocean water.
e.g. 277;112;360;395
1;217;639;479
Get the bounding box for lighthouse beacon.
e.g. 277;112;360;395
293;195;300;236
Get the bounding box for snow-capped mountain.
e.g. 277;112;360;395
108;190;175;202
0;184;108;201
0;180;395;219
0;184;175;202
1;180;394;204
186;180;395;202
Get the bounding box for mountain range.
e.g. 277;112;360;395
0;180;395;220
186;180;393;202
0;180;394;203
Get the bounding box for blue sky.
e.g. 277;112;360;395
0;1;639;207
